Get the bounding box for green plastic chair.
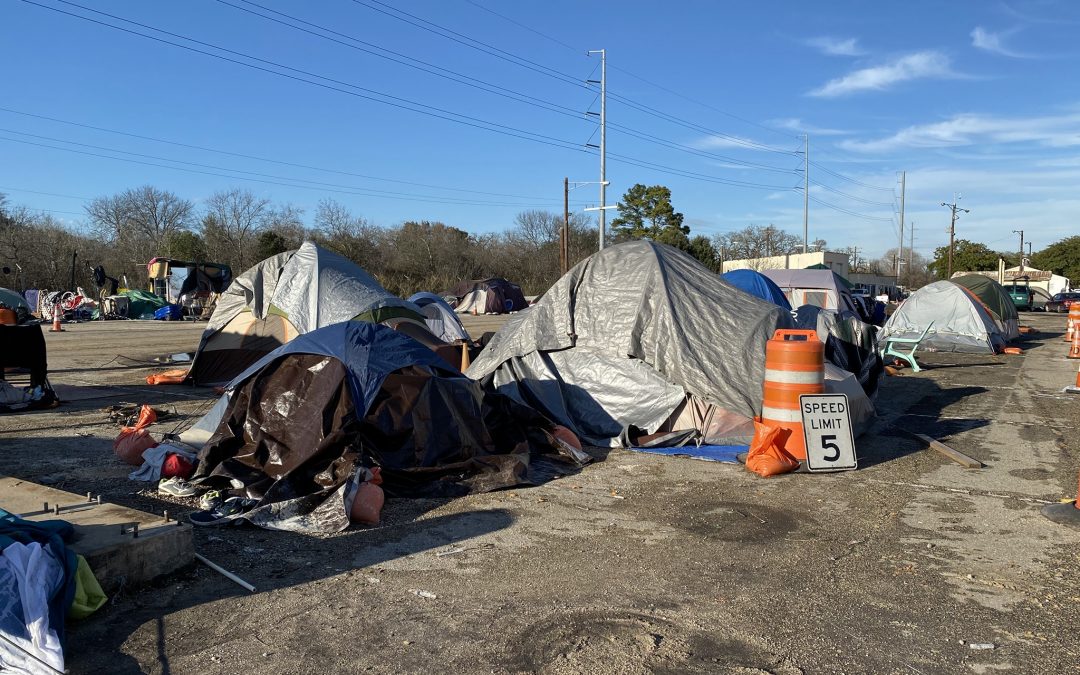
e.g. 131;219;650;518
881;321;934;372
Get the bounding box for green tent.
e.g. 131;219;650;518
123;289;169;319
950;274;1019;341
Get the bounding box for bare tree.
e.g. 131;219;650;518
312;198;383;271
85;186;194;265
714;224;802;269
203;188;271;270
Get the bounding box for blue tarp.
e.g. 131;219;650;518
721;270;792;311
227;321;456;418
628;445;747;463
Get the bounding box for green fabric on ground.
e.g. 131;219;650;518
68;554;108;619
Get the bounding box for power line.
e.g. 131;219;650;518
23;0;588;153
808;160;896;192
462;0;803;142
0;107;564;201
0;185;92;201
0;133;582;208
809;180;895;207
807;195;893;223
217;0;589;122
608;153;797;190
226;1;799;176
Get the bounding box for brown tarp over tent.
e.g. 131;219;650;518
444;278;528;314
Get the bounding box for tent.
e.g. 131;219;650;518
720;270;793;310
467;241;794;447
793;306;883;399
879;281;1005;354
762;269;860;314
408;292;470;343
445;277;527;314
950;275;1020;340
183;322;584;533
189;242;426;386
147;258;232;303
0;288;31;324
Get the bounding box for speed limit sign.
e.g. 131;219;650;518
799;393;857;472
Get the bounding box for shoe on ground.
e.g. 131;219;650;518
158;476;198;498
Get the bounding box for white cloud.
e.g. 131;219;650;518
805;36;865;57
840;111;1080;153
770;118;850;136
971;26;1028;58
808;51;955;97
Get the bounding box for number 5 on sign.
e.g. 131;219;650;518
799;393;857;472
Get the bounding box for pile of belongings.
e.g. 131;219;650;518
132;321;587;534
0;509;107;674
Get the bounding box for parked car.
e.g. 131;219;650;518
1003;284;1034;311
1047;291;1080;313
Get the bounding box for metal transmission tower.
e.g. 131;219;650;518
585;49;610;250
941;195;969;278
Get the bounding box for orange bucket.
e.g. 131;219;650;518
0;308;15;326
761;329;824;459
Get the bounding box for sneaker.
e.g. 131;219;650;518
188;497;258;527
199;489;226;511
158;477;198;498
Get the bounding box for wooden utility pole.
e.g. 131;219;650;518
897;171;905;277
941;195;969;279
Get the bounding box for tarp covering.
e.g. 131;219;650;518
720;270;793;310
879;280;1005;354
950;275;1020;341
190;242;424;385
793;306;883;398
190;322;581;532
408;291;470;342
466;241;791;447
445;277;528;314
0;288;31;324
121;289;169;320
762;268;859;314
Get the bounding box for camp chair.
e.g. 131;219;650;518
880;321;934;373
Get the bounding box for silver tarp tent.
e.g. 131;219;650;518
879;280;1005;354
466;241;791;447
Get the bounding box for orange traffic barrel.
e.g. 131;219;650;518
761;329;824;459
1066;305;1080;341
1070;329;1080;359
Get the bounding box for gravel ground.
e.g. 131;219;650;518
1;312;1078;674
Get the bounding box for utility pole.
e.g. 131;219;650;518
941;195;969;279
562;177;569;274
802;134;809;254
909;222;915;287
587;49;607;250
1012;229;1024;274
897;171;906;277
852;245;858;272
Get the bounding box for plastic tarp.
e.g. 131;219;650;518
408;291;470;342
950;275;1020;341
467;241;791;447
762;269;860;314
720;270;793;310
121;289;169;320
0;288;31;324
188;322;582;532
879;280;1005;354
445;278;528;314
793;306;883;398
189;242;424;385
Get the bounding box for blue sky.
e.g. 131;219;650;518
3;0;1079;260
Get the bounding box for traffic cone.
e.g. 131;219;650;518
1067;364;1080;395
49;303;64;333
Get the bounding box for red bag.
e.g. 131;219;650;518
113;405;159;465
146;368;190;385
745;419;799;478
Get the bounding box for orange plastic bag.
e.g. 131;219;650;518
745;419;799;478
113;405;159;465
146;368;190;385
1003;347;1022;355
349;468;385;525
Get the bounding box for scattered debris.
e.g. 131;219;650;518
409;589;437;599
195;553;256;593
968;643;996;650
434;543;495;558
907;432;983;469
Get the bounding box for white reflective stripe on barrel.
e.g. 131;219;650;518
761;406;802;423
764;368;824;385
